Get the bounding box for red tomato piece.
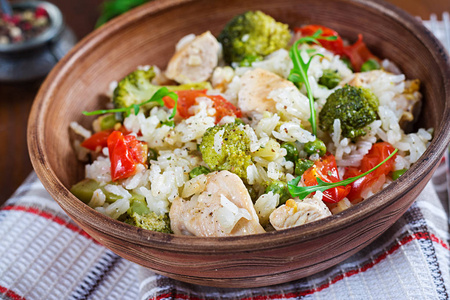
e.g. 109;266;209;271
302;153;351;203
208;94;242;123
107;131;148;181
342;34;380;72
163;89;207;119
163;89;241;123
295;25;345;55
344;142;397;202
81;127;130;151
81;129;113;151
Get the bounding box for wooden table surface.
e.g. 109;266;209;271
0;0;449;205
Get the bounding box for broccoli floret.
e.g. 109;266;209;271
113;68;159;109
124;211;172;233
199;123;252;178
218;11;291;64
319;84;379;139
113;67;212;109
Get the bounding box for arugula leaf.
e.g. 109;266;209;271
288;149;398;200
83;87;178;121
288;29;337;136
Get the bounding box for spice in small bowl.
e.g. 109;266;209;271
0;5;50;44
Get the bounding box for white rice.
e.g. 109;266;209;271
80;37;432;231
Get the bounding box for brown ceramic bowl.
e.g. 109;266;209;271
28;0;450;288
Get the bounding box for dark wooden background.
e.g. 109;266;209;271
1;0;449;205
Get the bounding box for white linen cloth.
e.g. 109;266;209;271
0;15;449;300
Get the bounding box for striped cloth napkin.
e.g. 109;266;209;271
1;15;449;300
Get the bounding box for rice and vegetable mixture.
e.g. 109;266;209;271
70;11;432;236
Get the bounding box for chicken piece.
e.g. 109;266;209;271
269;193;331;231
238;68;295;115
165;31;220;84
170;171;265;236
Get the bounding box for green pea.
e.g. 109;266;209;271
281;142;299;162
265;180;291;205
189;166;211;179
295;158;314;176
361;59;380;72
147;148;158;164
392;169;407;180
304;139;327;156
100;114;116;130
318;69;341;89
239;55;263;67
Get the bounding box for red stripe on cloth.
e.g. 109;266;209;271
2;205;449;299
153;232;449;300
1;205;95;242
0;285;26;300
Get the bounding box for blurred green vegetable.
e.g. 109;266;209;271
392;169;407;180
360;59;380;72
99;114;117;130
96;0;151;28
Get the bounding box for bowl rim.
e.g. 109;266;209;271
28;0;450;252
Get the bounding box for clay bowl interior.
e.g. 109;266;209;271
28;0;450;288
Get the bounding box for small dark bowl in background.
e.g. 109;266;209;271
0;1;76;82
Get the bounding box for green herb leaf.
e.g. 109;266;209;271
288;149;398;199
96;0;151;28
83;87;179;122
288;28;338;136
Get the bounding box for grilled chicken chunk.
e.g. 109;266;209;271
238;68;295;115
269;195;331;231
170;171;265;237
165;31;220;84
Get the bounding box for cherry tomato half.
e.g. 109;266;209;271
81;129;113;151
295;25;345;55
163;89;241;123
342;34;381;72
107;131;148;181
81;126;130;151
302;153;351;203
344;142;397;202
